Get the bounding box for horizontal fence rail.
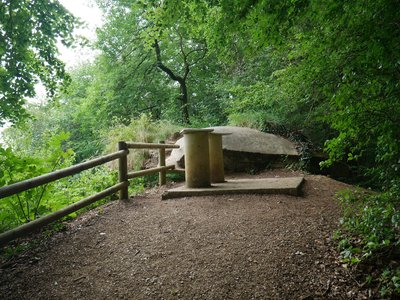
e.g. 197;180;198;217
126;142;180;149
0;182;128;246
0;141;179;246
0;150;128;200
127;165;175;179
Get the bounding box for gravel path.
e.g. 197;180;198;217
0;170;366;299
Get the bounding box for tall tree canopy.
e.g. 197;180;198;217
0;0;76;125
95;0;225;125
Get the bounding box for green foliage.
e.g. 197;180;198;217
55;64;108;161
103;113;180;170
0;146;122;234
2;106;78;161
52;165;119;219
0;111;175;236
0;121;124;234
336;189;400;296
227;112;265;130
3;64;109;163
95;0;228;125
0;0;76;125
0;132;74;231
314;0;400;190
166;172;185;183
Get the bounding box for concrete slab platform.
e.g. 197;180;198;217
162;177;304;200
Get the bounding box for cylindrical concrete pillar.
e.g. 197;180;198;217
181;128;214;188
209;132;231;183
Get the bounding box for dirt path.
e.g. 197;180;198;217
0;170;366;299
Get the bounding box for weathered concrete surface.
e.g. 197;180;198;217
166;138;185;169
166;126;299;172
211;126;298;155
180;128;213;188
162;177;304;200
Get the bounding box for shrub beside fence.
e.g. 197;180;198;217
0;141;179;246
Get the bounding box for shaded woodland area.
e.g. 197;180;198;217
0;0;399;297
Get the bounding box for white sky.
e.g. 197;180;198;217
58;0;103;69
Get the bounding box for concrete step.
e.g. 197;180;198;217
162;177;304;200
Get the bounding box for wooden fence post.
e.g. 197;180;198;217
118;141;129;200
158;140;166;186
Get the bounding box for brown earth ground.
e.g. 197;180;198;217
0;170;370;299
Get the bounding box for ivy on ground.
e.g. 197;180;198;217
336;188;400;297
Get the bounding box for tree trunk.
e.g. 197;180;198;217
180;81;190;124
153;40;191;125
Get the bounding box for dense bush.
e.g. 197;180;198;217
0;133;142;234
0;132;74;231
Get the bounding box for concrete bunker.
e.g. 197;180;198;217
167;126;300;173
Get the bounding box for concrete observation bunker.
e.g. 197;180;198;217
163;127;305;200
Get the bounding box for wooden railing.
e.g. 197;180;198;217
0;141;179;246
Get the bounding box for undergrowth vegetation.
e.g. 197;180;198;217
103;114;180;170
0;114;179;235
336;189;400;297
0;143;118;234
0;132;74;232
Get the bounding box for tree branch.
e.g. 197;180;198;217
188;47;207;68
153;39;184;82
177;33;190;80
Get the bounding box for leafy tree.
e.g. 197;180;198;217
0;0;76;125
95;0;224;125
2;63;108;163
55;64;108;161
153;35;207;124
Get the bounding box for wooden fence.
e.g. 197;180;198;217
0;141;179;246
